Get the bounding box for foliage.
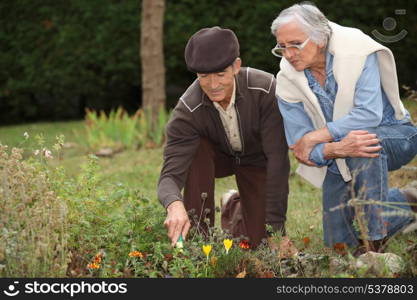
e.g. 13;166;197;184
0;144;68;277
84;107;138;152
0;120;416;277
82;106;170;152
0;0;141;123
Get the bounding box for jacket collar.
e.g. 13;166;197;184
201;70;245;107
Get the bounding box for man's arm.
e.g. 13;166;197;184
260;80;290;234
158;103;200;246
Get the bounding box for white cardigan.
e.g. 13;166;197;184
276;21;407;188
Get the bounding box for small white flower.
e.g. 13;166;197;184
34;149;40;156
44;149;53;159
23;132;29;139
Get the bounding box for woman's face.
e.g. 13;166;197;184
275;21;324;71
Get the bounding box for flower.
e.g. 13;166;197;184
239;240;250;249
202;245;212;258
87;262;100;269
303;237;311;247
23;132;29;139
333;243;347;255
44;149;53;159
94;253;102;263
34;149;40;156
223;239;233;254
128;251;144;258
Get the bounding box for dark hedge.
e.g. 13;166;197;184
1;0;415;123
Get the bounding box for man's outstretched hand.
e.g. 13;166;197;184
164;200;191;247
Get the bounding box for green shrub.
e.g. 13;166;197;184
0;145;69;277
82;106;170;152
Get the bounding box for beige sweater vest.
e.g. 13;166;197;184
276;21;406;188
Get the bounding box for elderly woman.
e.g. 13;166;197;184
271;2;417;255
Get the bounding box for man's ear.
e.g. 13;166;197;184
233;58;241;75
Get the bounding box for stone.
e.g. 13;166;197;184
355;251;404;276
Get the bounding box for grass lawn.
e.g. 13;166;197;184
0;99;416;277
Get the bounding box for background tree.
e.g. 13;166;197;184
140;0;166;129
0;0;415;124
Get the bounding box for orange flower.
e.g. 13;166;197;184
87;262;100;269
94;253;102;263
239;240;250;249
128;251;144;258
333;243;348;255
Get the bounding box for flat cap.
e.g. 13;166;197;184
184;26;240;73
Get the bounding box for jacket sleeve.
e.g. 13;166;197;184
157;102;201;209
260;78;290;234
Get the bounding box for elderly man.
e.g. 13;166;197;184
158;27;290;248
271;3;417;255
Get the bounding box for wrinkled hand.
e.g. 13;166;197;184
289;134;317;166
164;201;191;247
335;130;382;158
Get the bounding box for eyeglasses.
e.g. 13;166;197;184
271;37;310;58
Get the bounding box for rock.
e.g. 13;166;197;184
355;251;404;276
95;148;115;157
95;146;124;157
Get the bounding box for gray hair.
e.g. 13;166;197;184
271;2;332;46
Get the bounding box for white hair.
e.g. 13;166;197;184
271;2;332;46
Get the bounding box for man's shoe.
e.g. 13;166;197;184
401;188;417;213
221;189;238;207
402;221;417;234
400;183;417;234
352;238;387;257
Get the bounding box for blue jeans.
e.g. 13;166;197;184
322;123;417;247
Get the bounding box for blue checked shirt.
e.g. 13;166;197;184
278;52;411;174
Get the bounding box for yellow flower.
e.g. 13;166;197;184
223;239;233;254
202;245;212;258
87;262;100;269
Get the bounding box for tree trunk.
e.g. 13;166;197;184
140;0;166;129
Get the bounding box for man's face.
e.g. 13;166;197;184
197;59;241;105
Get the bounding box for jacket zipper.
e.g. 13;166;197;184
217;112;235;155
235;104;245;156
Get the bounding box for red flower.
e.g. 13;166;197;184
93;253;102;263
239;240;250;249
333;243;347;255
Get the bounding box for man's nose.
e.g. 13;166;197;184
210;76;220;89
